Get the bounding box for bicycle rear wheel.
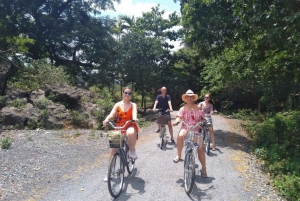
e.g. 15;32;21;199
203;130;210;155
159;125;166;149
184;151;195;194
108;152;124;198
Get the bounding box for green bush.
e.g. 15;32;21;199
1;138;11;149
8;98;26;108
274;174;300;200
70;110;90;128
249;111;300;200
7;60;72;91
0;95;6;106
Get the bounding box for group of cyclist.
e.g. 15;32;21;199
102;86;216;180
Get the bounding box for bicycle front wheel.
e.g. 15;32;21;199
184;151;195;194
126;148;135;174
108;152;124;198
204;130;210;155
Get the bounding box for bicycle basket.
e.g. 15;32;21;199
184;132;203;147
107;131;125;148
156;115;169;124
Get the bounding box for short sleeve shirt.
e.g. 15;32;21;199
155;94;171;110
177;109;204;133
199;101;213;122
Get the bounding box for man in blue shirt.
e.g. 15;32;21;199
152;86;175;143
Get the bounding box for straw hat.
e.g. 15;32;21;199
182;89;198;102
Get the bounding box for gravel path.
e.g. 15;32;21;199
0;114;286;201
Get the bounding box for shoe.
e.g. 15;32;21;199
103;175;108;182
200;170;208;178
171;139;175;143
129;149;138;159
173;156;180;163
156;129;160;133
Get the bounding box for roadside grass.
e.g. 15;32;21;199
232;109;300;200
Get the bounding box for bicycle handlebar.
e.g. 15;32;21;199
155;108;170;112
106;120;136;130
181;121;202;129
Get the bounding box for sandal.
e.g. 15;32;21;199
200;170;208;178
212;147;216;151
173;156;180;163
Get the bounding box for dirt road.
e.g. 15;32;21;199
0;113;285;201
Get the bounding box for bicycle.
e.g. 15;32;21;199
201;119;212;155
105;120;136;198
181;121;203;194
155;108;170;149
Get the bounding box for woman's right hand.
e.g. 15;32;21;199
103;119;109;127
172;121;180;126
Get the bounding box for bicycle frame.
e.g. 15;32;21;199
181;121;202;194
200;119;212;155
106;120;136;198
182;121;202;154
156;109;170;149
106;121;136;167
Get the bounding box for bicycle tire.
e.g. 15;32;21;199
159;125;165;149
184;151;195;194
108;153;124;198
203;129;210;155
126;148;135;174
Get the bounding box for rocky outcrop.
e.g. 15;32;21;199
1;84;100;130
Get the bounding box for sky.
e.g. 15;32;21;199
101;0;181;18
101;0;183;51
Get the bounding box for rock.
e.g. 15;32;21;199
1;83;101;130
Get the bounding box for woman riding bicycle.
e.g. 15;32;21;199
172;89;208;178
102;87;139;181
198;93;216;151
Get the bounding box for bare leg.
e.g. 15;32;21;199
209;127;216;150
126;127;137;151
168;121;174;140
175;129;187;159
197;145;207;176
157;124;160;131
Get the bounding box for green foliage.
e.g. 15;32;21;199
181;0;236;58
1;137;11;149
91;87;114;129
8;98;26;109
0;96;7;107
26;108;48;129
47;93;56;101
247;111;300;200
7;60;71;91
70;110;90;128
115;6;180;111
274;174;300;200
232;109;266;122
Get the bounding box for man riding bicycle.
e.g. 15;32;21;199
152;86;175;143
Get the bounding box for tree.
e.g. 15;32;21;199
0;0;120;81
117;6;180;111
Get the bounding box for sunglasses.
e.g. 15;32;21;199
204;96;210;99
124;91;132;95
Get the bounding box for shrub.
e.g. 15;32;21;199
1;138;11;149
250;111;300;200
8;98;26;109
70;110;90;128
7;60;72;91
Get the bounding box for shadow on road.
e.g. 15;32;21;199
213;128;253;155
